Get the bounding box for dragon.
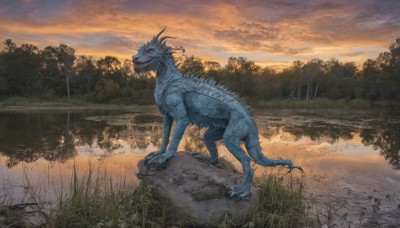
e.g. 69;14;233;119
133;28;303;198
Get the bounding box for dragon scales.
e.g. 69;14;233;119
132;28;303;198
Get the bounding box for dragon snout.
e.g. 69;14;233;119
132;55;140;63
133;55;152;66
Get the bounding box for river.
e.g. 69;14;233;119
0;108;399;226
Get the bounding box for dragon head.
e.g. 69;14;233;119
133;27;184;73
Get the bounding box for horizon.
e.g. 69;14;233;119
1;0;399;68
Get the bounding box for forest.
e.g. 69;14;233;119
0;38;399;105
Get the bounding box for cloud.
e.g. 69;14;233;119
213;22;312;55
344;51;365;58
0;0;399;65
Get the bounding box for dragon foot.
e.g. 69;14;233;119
144;150;164;164
145;151;174;168
192;152;218;164
227;185;250;199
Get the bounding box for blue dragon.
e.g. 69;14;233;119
133;28;303;198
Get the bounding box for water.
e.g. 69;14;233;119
0;108;399;226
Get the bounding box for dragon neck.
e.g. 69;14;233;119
155;55;181;85
154;55;182;108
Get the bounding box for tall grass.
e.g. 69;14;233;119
0;164;50;227
49;163;171;228
251;174;311;228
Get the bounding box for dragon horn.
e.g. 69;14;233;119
173;46;185;53
159;36;176;44
151;26;167;43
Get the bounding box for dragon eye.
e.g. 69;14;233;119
146;48;155;53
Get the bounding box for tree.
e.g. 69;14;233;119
75;56;97;95
302;59;323;100
58;44;76;98
179;55;204;74
223;57;261;97
388;38;400;73
4;39;16;52
97;56;121;77
361;59;380;101
204;61;222;82
257;67;279;100
95;79;121;103
41;46;64;97
2;38;400;103
0;41;42;96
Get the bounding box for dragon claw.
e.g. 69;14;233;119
192;153;218;164
287;165;304;173
227;185;250;199
145;151;164;164
145;151;174;168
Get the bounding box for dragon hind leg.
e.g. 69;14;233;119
224;136;254;198
223;113;253;198
192;127;225;164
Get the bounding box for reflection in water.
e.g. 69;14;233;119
0;111;164;167
284;122;354;144
360;121;400;170
133;113;164;124
0;110;399;170
0;112;78;167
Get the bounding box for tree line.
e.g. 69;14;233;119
0;38;399;104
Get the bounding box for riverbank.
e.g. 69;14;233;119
1;96;399;111
250;98;400;110
0;97;158;113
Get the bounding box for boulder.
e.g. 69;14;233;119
137;151;259;226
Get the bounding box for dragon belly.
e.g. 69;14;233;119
184;92;231;128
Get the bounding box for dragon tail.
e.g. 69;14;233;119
245;131;303;173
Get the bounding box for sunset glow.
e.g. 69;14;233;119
1;0;399;67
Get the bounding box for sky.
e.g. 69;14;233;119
0;0;399;68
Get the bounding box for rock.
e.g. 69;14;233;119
137;151;259;226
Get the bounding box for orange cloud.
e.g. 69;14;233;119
0;0;398;66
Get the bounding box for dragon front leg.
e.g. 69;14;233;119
145;114;173;164
146;119;189;167
147;94;190;167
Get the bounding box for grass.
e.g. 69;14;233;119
0;96;159;113
49;169;310;227
48;163;171;228
252;98;370;109
0;96;89;106
251;174;312;228
251;98;400;110
0;95;154;107
0;161;310;227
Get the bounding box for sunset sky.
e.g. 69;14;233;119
1;0;399;68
